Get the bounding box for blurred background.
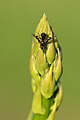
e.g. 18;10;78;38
0;0;80;120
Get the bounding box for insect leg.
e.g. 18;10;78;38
47;37;53;44
48;37;52;40
32;33;41;43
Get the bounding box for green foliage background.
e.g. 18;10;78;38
0;0;80;120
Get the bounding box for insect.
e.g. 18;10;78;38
32;32;52;52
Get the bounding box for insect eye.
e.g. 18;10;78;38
41;33;47;40
41;33;45;37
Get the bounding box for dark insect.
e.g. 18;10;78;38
32;32;52;52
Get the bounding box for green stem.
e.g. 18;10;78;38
32;96;54;120
27;13;63;120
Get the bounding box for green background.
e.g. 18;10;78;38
0;0;80;120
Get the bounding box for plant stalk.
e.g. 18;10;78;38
27;13;63;120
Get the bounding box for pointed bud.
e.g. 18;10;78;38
53;48;62;81
46;42;55;64
31;79;37;93
28;13;63;120
35;48;48;75
32;88;45;114
35;13;51;35
55;83;63;110
32;41;40;56
29;55;41;83
41;64;55;99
